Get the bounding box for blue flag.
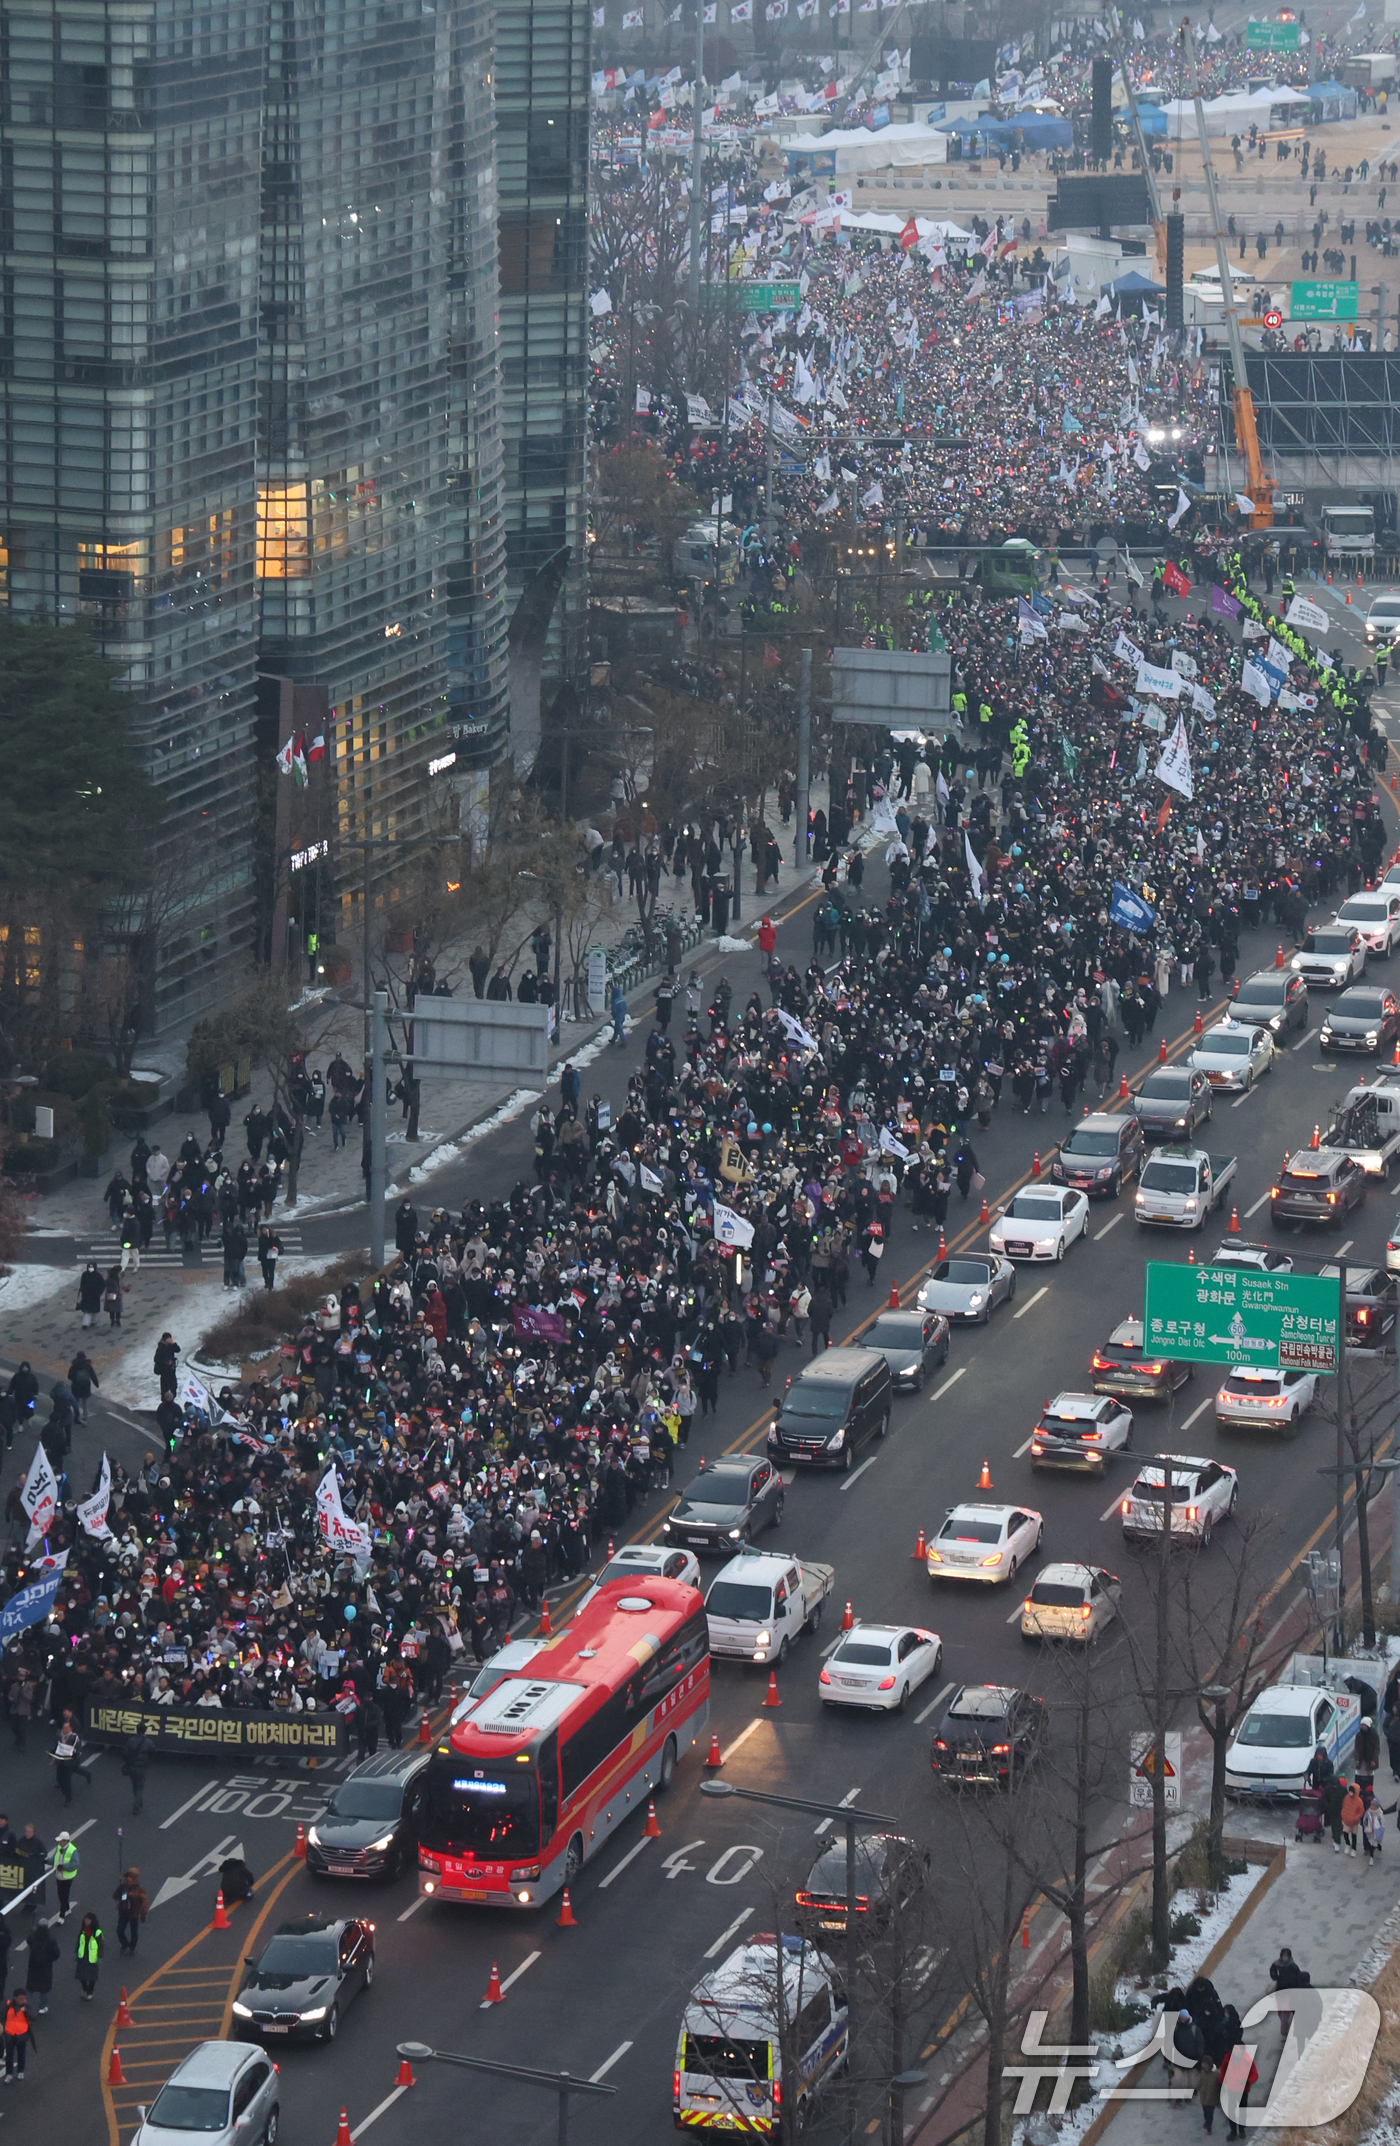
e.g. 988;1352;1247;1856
0;1564;66;1643
1110;881;1157;934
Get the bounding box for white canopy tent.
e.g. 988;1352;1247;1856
783;120;950;173
1159;82;1310;137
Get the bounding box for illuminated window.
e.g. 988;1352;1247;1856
257;483;311;579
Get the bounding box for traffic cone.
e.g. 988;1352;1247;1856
418;1710;431;1745
212;1888;228;1930
1021;1912;1031;1950
1275;943;1284;967
979;1194;989;1224
912;1525;926;1560
889;1281;900;1308
1194;1008;1202;1034
116;1988;133;2029
108;2048;126;2088
333;2113;351;2146
556;1888;578;1928
1032;1150;1040;1176
1311;1123;1320;1149
483;1961;504;2005
705;1730;724;1767
1158;1036;1167;1063
841;1599;853;1630
1393;1039;1400;1067
1228;1205;1241;1233
1083;1102;1090;1116
977;1457;993;1491
1347;590;1352;604
1188;1245;1196;1265
395;2056;417;2088
294;1824;306;1860
1119;1071;1130;1098
645;1799;662;1838
607;1539;615;1559
937;1227;946;1258
1232;977;1239;998
762;1670;782;1709
538;1600;553;1637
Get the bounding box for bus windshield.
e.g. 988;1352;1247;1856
421;1765;540;1857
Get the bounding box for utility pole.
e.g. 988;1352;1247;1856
795;646;812;871
688;1;705;323
369;988;388;1270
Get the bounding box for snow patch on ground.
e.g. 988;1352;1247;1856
0;1262;72;1319
98;1254;345;1409
715;934;754;953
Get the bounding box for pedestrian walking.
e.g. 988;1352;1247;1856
120;1730;151;1815
75;1262;104;1329
1341;1780;1365;1855
49;1718;90;1807
1268;1947;1310;2038
49;1832;78;1919
3;1989;35;2078
1322;1769;1346;1848
1197;2054;1222;2134
114;1869;148;1957
74;1914;102;2001
1362;1799;1385;1866
23;1921;58;2015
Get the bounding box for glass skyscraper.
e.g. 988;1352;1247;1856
0;0;510;1026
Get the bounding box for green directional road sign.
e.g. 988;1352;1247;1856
1247;19;1301;49
1290;280;1360;322
1143;1262;1340;1372
703;280;801;314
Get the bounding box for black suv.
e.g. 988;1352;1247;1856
306;1750;429;1881
794;1833;928;1939
1132;1066;1214;1142
930;1685;1046;1787
1319;1262;1399;1347
1051;1112;1143;1197
1271;1149;1367;1228
767;1347;892;1471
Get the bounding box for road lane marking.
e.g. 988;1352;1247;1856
161;1783;219;1832
931;1368;965;1402
1338;1239;1354;1257
1012;1436;1033;1458
1094;1214;1124;1241
397;1893;428;1922
1294;1028;1316;1051
599;1837;652;1889
705;1909;754;1960
722;1719;766;1765
821;1631;846;1658
839;1456;878;1493
1183;1396;1214;1431
591;2043;633;2083
1245;1191;1272;1218
1100;1491;1126;1524
480;1950;541;2007
916;1680;955;1725
1013;1286;1050;1320
1006;1596;1029;1624
814;1788;862;1838
1231;1086;1259;1108
351;2087;408;2140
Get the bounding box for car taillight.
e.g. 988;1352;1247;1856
1270;1185;1280;1198
1358;1307;1370;1323
1030;1442;1043;1455
1091;1352;1110;1369
1145;1363;1165;1376
980;1551;1005;1566
934;1738;947;1749
820;1666;831;1685
1023;1597;1032;1612
1081;1604;1093;1618
1121;1499;1131;1514
927;1549;944;1563
674;2071;681;2104
1187;1506;1198;1521
878;1675;896;1690
1083;1429;1102;1441
773;2081;782;2112
991;1742;1010;1755
855;1896;869;1907
795;1892;813;1906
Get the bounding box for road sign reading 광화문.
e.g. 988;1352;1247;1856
1246;19;1301;49
1143;1262;1340;1372
1290;280;1360;322
702;281;801;313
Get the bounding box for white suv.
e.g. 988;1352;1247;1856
135;2044;279;2146
1119;1454;1238;1547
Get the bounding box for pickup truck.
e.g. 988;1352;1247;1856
1133;1147;1237;1230
1329;1080;1400;1178
704;1551;836;1666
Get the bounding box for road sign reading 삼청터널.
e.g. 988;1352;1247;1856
702;280;801;313
1290;280;1360;322
1247;19;1301;49
1143;1262;1340;1372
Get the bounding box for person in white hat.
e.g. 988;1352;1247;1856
50;1833;79;1921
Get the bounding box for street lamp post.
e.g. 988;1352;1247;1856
700;1780;896;2146
396;2042;616;2146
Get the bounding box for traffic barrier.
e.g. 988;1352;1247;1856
1032;1151;1040;1178
483;1961;504;2005
396;2056;417;2088
977;1458;993;1491
762;1671;782;1709
294;1825;306;1861
841;1600;853;1630
418;1711;431;1746
333;2113;351;2146
108;2048;126;2088
979;1195;989;1224
912;1526;926;1560
1311;1123;1321;1149
1228;1206;1241;1233
212;1888;228;1930
645;1800;662;1838
1158;1037;1167;1063
1347;591;1353;604
538;1600;553;1637
705;1731;724;1767
556;1888;578;1928
115;1988;133;2029
1194;1009;1202;1034
889;1282;900;1308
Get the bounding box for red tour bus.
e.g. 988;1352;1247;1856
417;1574;709;1908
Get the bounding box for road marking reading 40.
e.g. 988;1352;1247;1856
658;1841;764;1884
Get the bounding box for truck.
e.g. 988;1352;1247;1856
703;1551;836;1666
1328;1077;1400;1178
1133;1147;1237;1230
1319;501;1376;567
1341;52;1397;90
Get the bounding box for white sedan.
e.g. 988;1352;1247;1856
1187;1019;1275;1093
818;1623;944;1713
988;1188;1090;1263
575;1544;702;1613
927;1502;1043;1586
1215;1366;1320;1435
1020;1562;1122;1644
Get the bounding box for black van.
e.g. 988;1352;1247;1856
305;1749;430;1881
767;1347;893;1471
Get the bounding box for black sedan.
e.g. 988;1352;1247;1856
930;1685;1047;1787
862;1308;950;1392
231;1916;375;2043
661;1454;784;1553
1132;1066;1214;1142
794;1833;928;1939
1319;986;1400;1055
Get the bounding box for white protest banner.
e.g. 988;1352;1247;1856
713;1201;756;1249
1136;661;1183;700
1155;713;1194;799
1169;651;1198;681
1267;636;1291;677
1241;659;1274;707
1113;631;1144;668
21;1442;59;1548
639;1163;666;1196
78;1452;115;1544
1285;593;1329;635
315;1465;373;1563
1189;682;1217;718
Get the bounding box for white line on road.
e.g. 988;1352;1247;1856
1231;1086;1259;1108
916;1680;956;1726
599;1836;652;1890
350;2086;407;2141
1012;1436;1033;1458
590;2043;633;2083
397;1893;428;1923
1100;1491;1126;1524
479;1950;541;2008
814;1788;862;1838
1094;1214;1124;1241
820;1631;846;1659
1013;1286;1050;1321
1294;1028;1316;1051
930;1368;965;1402
1006;1596;1029;1624
1183;1396;1214;1431
1245;1191;1272;1218
705;1909;753;1960
839;1456;878;1494
1338;1239;1354;1257
722;1718;766;1765
161;1782;219;1831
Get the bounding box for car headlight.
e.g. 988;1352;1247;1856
766;1426;779;1443
755;1630;771;1648
1367;1031;1380;1045
232;2000;253;2018
826;1426;846;1450
1183;1196;1198;1210
1096;1165;1113;1178
301;2007;328;2022
306;1828;321;1847
728;1526;743;1539
968;1292;985;1307
370;1833;396;1853
1174;1117;1187;1128
661;1519;673;1533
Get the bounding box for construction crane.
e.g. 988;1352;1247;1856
1180;21;1274;529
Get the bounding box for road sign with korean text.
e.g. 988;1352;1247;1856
1143;1262;1340;1372
1290;280;1360;322
1247;20;1301;49
1130;1731;1182;1809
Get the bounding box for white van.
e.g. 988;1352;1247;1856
673;1934;847;2134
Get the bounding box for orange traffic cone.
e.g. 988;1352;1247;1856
705;1731;724;1767
645;1800;662;1838
1275;943;1284;967
912;1526;926;1560
1393;1039;1400;1066
333;2112;351;2146
979;1194;989;1224
483;1961;504;2005
1083;1102;1090;1116
294;1824;306;1860
1347;590;1352;604
212;1888;228;1930
1021;1911;1031;1950
556;1888;578;1928
1310;1123;1320;1149
1158;1036;1167;1063
538;1600;553;1637
841;1599;853;1630
607;1539;615;1559
888;1281;900;1308
1119;1071;1130;1098
1194;1008;1202;1034
937;1227;946;1258
116;1987;133;2029
1228;1205;1241;1233
108;2048;126;2088
1188;1245;1196;1265
977;1457;993;1491
418;1710;431;1745
396;2055;417;2088
762;1670;782;1709
1032;1150;1041;1177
